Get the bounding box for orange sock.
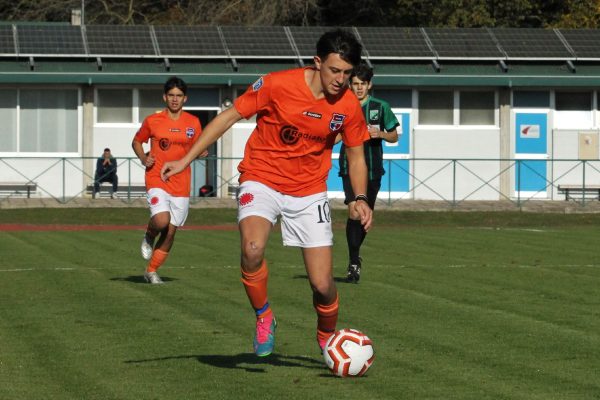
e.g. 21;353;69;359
314;294;339;344
241;260;272;318
147;249;168;273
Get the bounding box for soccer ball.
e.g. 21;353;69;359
323;328;374;377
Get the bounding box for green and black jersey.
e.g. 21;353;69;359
338;96;400;180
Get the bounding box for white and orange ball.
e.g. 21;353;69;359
323;328;374;377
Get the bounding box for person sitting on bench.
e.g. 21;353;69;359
94;148;118;198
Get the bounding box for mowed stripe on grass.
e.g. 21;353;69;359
1;209;600;399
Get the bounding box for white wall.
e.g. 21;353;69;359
413;127;501;201
552;129;600;199
1;158;85;198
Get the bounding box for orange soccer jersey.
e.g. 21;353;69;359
234;67;369;196
134;110;202;197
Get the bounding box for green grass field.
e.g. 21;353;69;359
1;208;599;399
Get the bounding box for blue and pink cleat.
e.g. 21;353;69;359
253;314;276;357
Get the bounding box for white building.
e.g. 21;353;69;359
1;24;599;203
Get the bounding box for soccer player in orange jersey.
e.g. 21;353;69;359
131;76;206;284
161;30;373;356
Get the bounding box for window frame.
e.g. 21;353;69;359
553;90;595;130
0;86;82;156
416;88;498;128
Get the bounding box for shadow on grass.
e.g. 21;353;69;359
125;352;324;373
110;275;177;284
292;274;355;284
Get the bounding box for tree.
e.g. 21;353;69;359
0;0;321;25
546;0;600;28
0;0;597;28
159;0;320;26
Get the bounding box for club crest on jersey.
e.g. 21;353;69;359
186;127;195;138
369;109;380;121
252;77;264;91
329;113;346;132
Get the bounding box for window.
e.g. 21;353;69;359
138;89;164;121
460;91;495;125
513;91;550;108
20;89;78;152
186;88;220;107
97;89;132;123
0;89;17;152
555;91;593;129
418;90;453;125
556;91;591;111
0;88;78;153
373;89;412;108
97;88;219;123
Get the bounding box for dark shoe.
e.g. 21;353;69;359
346;262;361;283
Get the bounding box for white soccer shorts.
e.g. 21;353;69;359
146;187;189;227
237;180;333;248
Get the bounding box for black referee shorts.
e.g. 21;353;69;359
341;175;380;210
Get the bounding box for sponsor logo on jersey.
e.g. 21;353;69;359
329;113;346;132
186;127;195;138
159;138;171;151
238;192;254;207
303;111;322;119
169;128;181;133
252;77;264;91
279;125;327;146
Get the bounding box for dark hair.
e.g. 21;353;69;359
316;29;362;67
351;62;373;82
164;76;187;95
104;148;110;152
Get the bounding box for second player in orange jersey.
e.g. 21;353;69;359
132;76;206;284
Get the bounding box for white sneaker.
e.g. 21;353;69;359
144;271;164;284
141;236;153;260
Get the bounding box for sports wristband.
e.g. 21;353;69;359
355;194;369;204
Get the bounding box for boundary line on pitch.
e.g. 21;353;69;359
2;263;600;273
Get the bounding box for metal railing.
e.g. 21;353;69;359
1;156;599;207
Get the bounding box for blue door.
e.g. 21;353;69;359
327;112;411;198
380;112;410;195
514;112;548;195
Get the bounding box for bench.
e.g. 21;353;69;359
0;182;37;198
557;184;600;201
85;183;146;199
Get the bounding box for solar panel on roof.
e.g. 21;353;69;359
558;29;600;59
0;26;15;55
424;28;503;59
17;25;85;55
288;26;332;58
86;25;155;56
220;26;295;58
358;27;432;59
490;28;573;59
154;26;226;57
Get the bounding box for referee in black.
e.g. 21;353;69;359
337;62;400;283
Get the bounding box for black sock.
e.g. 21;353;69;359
346;218;366;265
